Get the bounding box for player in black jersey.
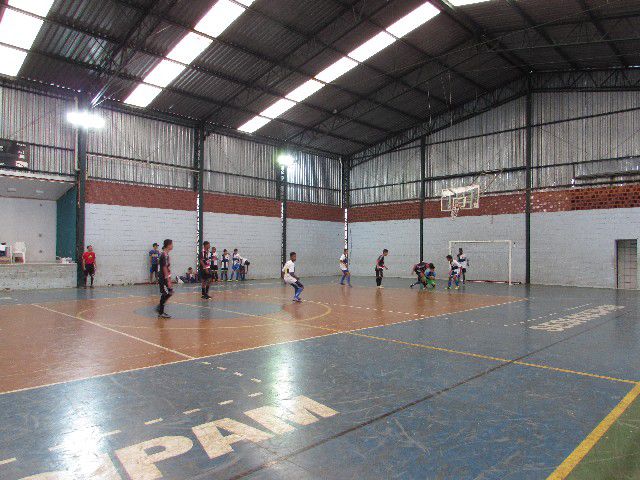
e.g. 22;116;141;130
375;249;389;288
156;239;174;318
199;241;212;299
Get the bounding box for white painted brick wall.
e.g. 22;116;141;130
0;197;57;262
0;264;76;290
203;212;281;279
288;219;344;276
424;214;526;283
349;219;419;278
86;203;197;286
532;207;640;288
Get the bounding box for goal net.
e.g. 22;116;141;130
448;240;513;285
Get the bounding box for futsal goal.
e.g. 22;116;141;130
448;240;513;285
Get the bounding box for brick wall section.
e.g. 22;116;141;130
350;185;640;221
288;201;343;221
203;192;280;217
86;180;196;211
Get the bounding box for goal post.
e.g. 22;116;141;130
448;240;513;285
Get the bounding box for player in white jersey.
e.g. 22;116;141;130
282;252;304;302
339;248;351;286
457;248;468;284
446;254;461;290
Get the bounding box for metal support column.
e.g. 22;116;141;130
525;80;533;284
419;135;426;262
279;165;288;268
342;156;350;249
75;96;88;287
195;127;205;256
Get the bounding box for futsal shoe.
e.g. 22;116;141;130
158;312;171;319
455;286;460;290
201;294;212;300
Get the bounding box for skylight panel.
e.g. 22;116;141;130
124;84;163;108
285;79;324;102
315;57;358;84
348;31;396;63
238;116;270;133
448;0;491;5
167;32;213;65
261;98;296;119
195;0;256;38
386;3;440;38
237;1;443;134
144;60;187;88
0;0;55;77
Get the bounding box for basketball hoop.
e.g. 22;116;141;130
441;185;480;218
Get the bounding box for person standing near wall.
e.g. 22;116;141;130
339;248;351;286
82;245;97;289
220;249;230;282
199;241;213;300
375;249;389;288
210;246;219;283
157;239;174;318
149;243;160;283
457;248;469;284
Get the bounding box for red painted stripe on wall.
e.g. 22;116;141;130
288;202;343;222
86;180;196;211
203;192;280;218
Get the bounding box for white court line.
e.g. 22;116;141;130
0;458;16;466
144;418;163;425
31;304;194;360
101;430;121;438
0;297;521;397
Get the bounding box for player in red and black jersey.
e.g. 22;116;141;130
82;245;97;288
375;249;389;288
199;241;213;299
156;239;174;318
410;261;428;289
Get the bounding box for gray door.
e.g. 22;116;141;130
616;239;638;289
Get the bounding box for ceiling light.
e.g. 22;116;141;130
0;45;28;77
261;98;296;119
277;155;294;167
11;0;56;16
348;31;396;62
386;3;440;38
315;57;358;84
67;111;105;129
238;116;271;133
195;0;256;38
285;79;324;102
166;32;212;64
124;84;163;108
144;60;186;88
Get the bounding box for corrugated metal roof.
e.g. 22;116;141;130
7;0;640;156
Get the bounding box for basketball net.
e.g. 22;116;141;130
450;198;464;218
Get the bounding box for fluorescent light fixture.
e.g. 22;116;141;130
238;1;443;134
238;116;270;133
167;32;212;64
285;79;324;102
7;188;17;193
448;0;491;5
67;111;105;129
0;45;28;77
144;60;186;88
348;31;396;62
124;84;163;108
261;98;296;119
277;154;294;167
0;0;55;77
315;57;358;84
195;0;256;38
386;3;440;38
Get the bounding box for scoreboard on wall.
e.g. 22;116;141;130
0;139;29;169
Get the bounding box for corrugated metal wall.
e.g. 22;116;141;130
350;138;421;206
351;92;640;205
87;109;195;189
287;152;341;206
203;133;278;199
0;86;75;176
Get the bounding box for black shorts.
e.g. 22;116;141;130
84;264;95;276
159;280;173;296
375;268;384;279
200;268;211;280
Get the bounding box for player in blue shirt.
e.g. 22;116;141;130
149;243;160;283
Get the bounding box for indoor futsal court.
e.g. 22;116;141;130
1;0;640;479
